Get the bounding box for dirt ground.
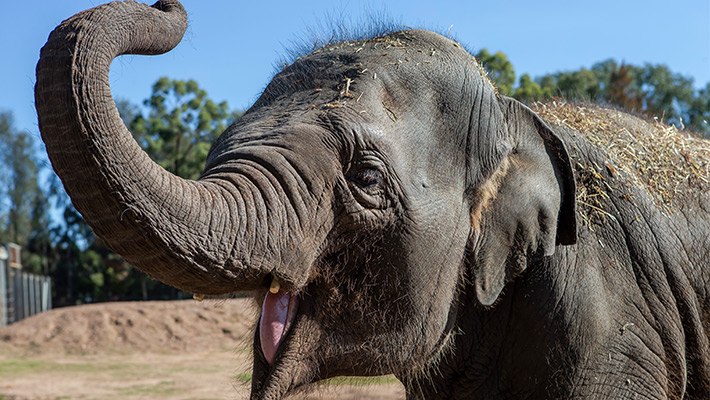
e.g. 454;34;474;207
0;299;404;399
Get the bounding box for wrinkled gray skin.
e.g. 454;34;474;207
35;1;709;399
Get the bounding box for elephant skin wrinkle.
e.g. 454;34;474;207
35;1;710;399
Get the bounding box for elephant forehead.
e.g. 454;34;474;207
259;29;484;108
309;29;475;66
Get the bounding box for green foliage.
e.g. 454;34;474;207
475;49;516;96
555;68;603;100
0;112;41;245
515;74;545;102
688;83;710;133
474;47;709;136
128;77;242;180
0;111;53;276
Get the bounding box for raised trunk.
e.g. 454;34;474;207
35;1;266;294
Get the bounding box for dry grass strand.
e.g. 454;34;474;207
531;101;710;222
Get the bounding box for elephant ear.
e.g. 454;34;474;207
469;96;577;306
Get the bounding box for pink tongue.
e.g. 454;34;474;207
260;291;298;364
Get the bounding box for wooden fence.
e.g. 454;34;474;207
0;246;52;326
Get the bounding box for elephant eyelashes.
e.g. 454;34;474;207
348;168;383;189
346;167;386;208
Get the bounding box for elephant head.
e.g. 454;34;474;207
35;1;576;398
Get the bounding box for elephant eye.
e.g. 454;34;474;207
348;168;383;189
345;163;387;209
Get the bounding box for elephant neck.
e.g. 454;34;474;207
402;269;567;399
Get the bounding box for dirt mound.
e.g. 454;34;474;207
0;299;407;399
0;298;258;355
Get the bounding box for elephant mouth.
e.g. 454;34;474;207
259;280;300;365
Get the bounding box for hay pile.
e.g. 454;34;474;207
531;101;710;222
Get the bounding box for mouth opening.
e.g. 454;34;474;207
259;278;300;364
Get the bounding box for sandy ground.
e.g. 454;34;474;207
0;299;404;399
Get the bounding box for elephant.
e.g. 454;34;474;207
35;1;710;399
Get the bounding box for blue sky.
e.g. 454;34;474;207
1;0;709;157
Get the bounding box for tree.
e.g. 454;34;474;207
537;75;559;99
607;63;645;112
591;59;617;87
514;73;544;102
687;83;710;134
0;113;42;244
475;49;516;96
636;64;695;126
0;111;55;277
25;189;54;275
474;49;709;136
555;68;602;101
129;77;243;180
501;54;709;136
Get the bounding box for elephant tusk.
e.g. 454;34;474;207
269;278;281;294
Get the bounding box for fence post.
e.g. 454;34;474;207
12;268;20;323
28;274;35;318
35;275;40;315
38;276;44;312
27;274;33;317
34;275;39;314
32;274;38;316
23;273;29;321
47;277;52;310
0;256;6;327
41;277;49;312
